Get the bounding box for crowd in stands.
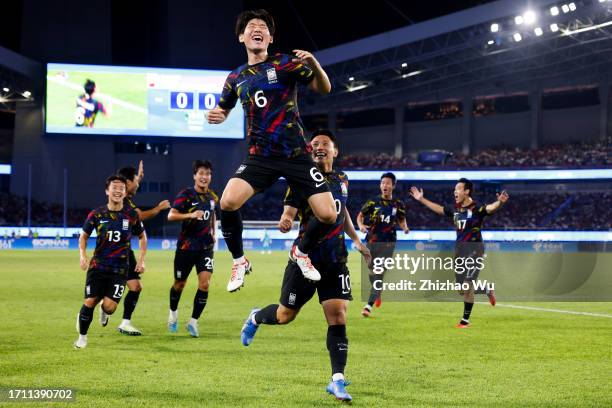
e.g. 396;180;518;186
337;138;611;169
0;192;87;227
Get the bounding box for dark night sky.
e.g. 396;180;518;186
1;1;496;58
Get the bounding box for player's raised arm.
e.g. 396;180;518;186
78;231;90;271
138;200;171;221
343;207;372;265
485;190;510;214
135;230;148;274
410;186;445;216
279;205;298;233
292;50;331;95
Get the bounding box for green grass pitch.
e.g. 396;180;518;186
46;70;148;129
0;250;610;407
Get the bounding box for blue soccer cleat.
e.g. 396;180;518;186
240;308;260;346
187;321;199;338
326;379;352;402
168;319;178;333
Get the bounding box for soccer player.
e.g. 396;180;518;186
116;162;171;335
207;9;336;292
410;179;508;328
74;175;147;349
239;129;371;403
166;160;218;337
75;79;111;128
357;172;409;317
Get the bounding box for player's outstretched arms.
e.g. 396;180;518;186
293;49;331;95
207;107;230;124
279;205;298;233
356;212;370;234
410;186;445;216
79;232;90;271
167;208;204;222
486;190;510;214
135;231;147;274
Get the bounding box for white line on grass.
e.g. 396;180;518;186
477;302;612;318
47;75;148;114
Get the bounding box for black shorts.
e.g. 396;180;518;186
232;154;330;199
367;241;396;275
84;268;126;303
173;248;214;281
279;261;352;310
454;251;484;284
126;250;140;281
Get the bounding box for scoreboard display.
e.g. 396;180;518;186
45;63;244;139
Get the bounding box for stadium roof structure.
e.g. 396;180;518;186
305;0;612;113
0;46;42;112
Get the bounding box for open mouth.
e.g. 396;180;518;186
251;34;263;43
315;151;327;158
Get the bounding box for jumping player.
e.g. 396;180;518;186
75;79;111;128
410;179;508;328
74;175;147;349
207;9;335;292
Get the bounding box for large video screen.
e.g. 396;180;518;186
45;63;244;139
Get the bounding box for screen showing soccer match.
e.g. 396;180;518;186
45;63;244;139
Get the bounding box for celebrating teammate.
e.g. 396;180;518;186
207;9;336;292
410;179;508;328
116;162;171;336
239;130;371;403
75;79;111;128
166;160;218;337
74;175;147;349
357;172;409;317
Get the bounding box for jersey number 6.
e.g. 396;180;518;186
254;90;267;108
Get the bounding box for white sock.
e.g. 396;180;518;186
233;256;246;264
121;319;130;326
79;334;87;341
294;246;307;257
251;314;258;325
364;304;372;311
189;318;198;326
169;310;178;321
332;373;344;382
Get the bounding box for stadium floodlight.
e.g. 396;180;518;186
401;62;408;68
513;32;522;42
550;6;559;15
348;84;368;92
490;23;499;32
550;23;559;32
487;40;495;45
599;0;606;3
569;2;576;11
523;10;536;24
561;4;570;13
401;70;423;78
534;27;544;36
22;91;31;98
515;15;524;25
2;87;8;92
348;76;355;81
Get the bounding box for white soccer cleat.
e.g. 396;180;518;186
187;320;199;338
227;258;252;292
290;246;321;282
73;335;88;349
118;320;142;336
99;304;109;327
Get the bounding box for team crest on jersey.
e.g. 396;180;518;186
467;209;473;219
340;182;348;197
210;200;215;210
266;68;278;84
122;219;129;230
392;207;397;216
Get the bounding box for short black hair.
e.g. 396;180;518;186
117;166;138;182
105;175;127;189
381;172;396;185
310;129;337;146
458;177;473;196
235;9;275;37
84;79;96;95
193;160;213;175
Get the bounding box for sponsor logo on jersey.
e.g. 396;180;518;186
266;68;278;84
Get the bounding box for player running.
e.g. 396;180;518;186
207;9;336;292
116;162;171;336
74;175;147;349
356;172;409;317
239;129;371;403
75;79;111;127
410;179;508;328
166;160;218;337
